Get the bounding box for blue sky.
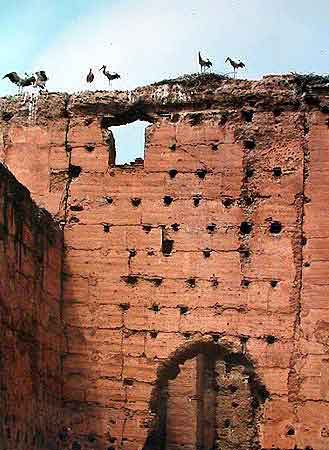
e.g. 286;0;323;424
1;0;329;162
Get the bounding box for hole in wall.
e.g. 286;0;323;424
123;378;134;386
207;223;217;233
84;117;93;126
179;306;189;315
196;168;207;179
243;196;254;206
150;304;160;313
85;144;95;152
163;195;173;206
168;141;176;151
150;331;158;339
273;108;283;117
243;138;256;150
104;196;113;204
287;427;295;436
270;221;282;234
171;113;180;123
301;236;307;246
210;276;219;288
193;195;202;207
70;204;84;212
186;278;196;288
241;110;254;122
273;167;282;177
103;224;110;233
188;112;203;126
203;248;212;258
169;169;178;179
171;223;180;231
122;275;138;285
240;222;253;235
270;280;278;288
245;167;254;179
224;419;231;428
266;335;277;344
108;120;151;165
219;111;229;125
119;303;130;311
211;142;219;151
162;239;174;256
148;277;163;287
2;111;14;121
131;197;142;207
69;164;82;178
128;248;137;257
143;224;152;233
239;246;251;259
304;261;311;267
222;198;234;208
241;279;251;287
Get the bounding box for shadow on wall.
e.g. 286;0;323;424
142;339;269;450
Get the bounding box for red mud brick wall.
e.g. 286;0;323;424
1;76;329;450
0;164;64;450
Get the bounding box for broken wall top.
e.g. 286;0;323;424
2;73;329;126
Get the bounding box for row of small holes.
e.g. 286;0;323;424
104;221;282;235
121;276;278;289
97;196;260;209
246;167;283;179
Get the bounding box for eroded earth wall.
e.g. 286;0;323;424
1;75;329;450
0;164;64;450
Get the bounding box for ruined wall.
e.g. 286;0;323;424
0;164;64;450
1;74;329;450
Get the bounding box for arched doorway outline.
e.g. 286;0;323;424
143;335;269;450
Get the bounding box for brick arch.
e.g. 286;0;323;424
143;337;269;450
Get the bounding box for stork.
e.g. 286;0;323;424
225;57;245;79
198;51;212;73
86;68;94;84
100;65;120;88
35;71;48;90
3;72;35;93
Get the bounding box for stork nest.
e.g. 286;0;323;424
151;72;230;89
291;72;329;92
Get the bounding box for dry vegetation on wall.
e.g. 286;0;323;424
1;73;329;450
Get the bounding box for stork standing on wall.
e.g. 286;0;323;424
86;68;94;84
3;70;47;93
198;51;213;73
225;57;245;79
35;71;48;90
100;65;120;88
3;72;35;93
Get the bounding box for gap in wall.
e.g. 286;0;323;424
111;120;150;165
